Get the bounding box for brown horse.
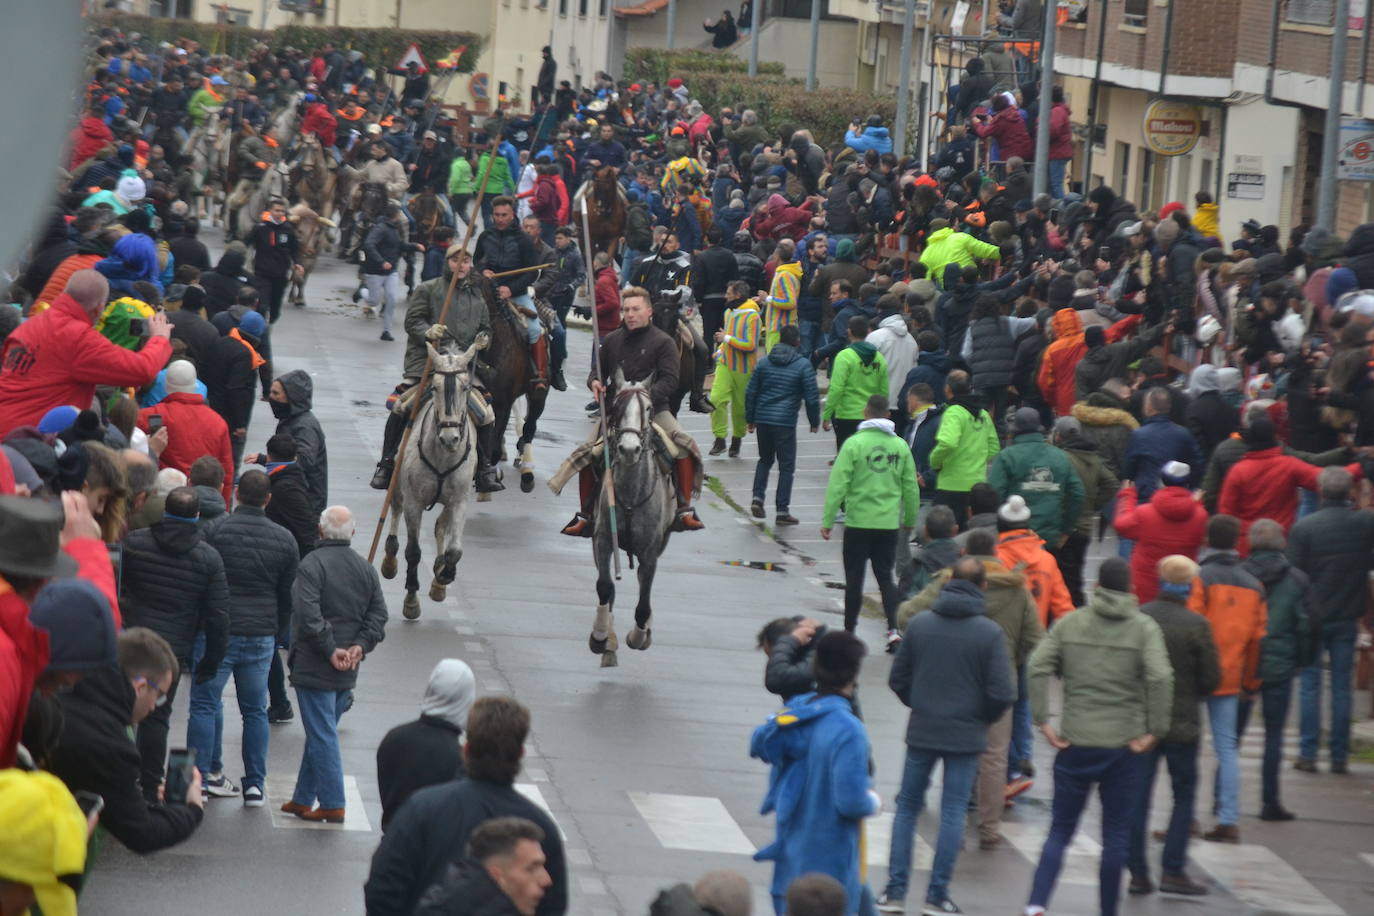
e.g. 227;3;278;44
574;166;627;259
408;187;447;249
481;281;549;494
289;132;337;223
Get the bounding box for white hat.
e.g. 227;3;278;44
116;175;146;203
365;123;383;135
1195;314;1221;346
998;495;1031;525
1336;290;1374;318
165;359;199;394
1161;461;1191;486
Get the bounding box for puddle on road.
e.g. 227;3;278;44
719;560;787;573
351;399;373;407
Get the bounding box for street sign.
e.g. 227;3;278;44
395;44;428;74
1338;117;1374;181
1142;99;1202;156
1226;172;1265;200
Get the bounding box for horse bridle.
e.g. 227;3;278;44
415;361;474;509
610;384;653;454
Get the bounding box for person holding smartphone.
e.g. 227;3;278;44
45;628;205;854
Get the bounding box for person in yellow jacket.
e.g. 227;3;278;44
1193;190;1223;244
765;238;802;351
918;218;1001;281
709;281;762;456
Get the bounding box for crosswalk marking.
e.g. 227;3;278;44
514;782;567;840
1189;842;1346;915
999;820;1103;885
267;774;372;832
628;791;758;855
864;812;933;870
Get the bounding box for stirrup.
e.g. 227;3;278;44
475;467;505;493
369;460;393;490
674;507;705;531
689;392;715;414
561;513;594;537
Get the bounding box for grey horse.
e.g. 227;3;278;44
381;334;487;619
589;369;676;668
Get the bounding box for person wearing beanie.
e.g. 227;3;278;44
1186;515;1266;844
1217;416;1361;555
1050;415;1120;606
1154;215;1201;326
1181;364;1239;458
882;557;1016;915
1112;460;1208;603
37;405;80;437
751;630;879;916
28;578;118;679
137;361;235;507
988;406;1086;552
1123;553;1219;897
1025;557;1173;916
994;495;1073;627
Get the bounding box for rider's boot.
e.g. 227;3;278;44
550;345;567;392
369;411;406;489
560;466;599;537
530;335;550;391
688;329;715;413
475;422;506;493
672;456;705;531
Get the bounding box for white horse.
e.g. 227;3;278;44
381;334;487;619
234;160;291;241
185;111;228;223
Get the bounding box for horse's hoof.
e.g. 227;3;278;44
520;471;534;493
380;555;397;579
429;582;447;602
477;491;493;503
626;626;652;651
402;594;421;620
589;630;618;655
600;650;619;669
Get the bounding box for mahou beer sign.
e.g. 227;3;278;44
1142;99;1203;156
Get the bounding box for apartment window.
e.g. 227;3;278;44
559;0;567;15
579;0;588;16
600;0;608;15
1287;0;1334;25
1123;0;1148;26
1116;141;1131;194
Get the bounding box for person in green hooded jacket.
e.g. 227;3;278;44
988;407;1085;550
927;370;1000;526
822;315;888;452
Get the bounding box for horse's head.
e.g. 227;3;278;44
361;182;387;213
610;365;653;464
424;333;487;450
653;286;693;333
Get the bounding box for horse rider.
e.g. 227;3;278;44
369;246;505;494
299;93;340;162
552;286;705;535
629;230;713;413
407;130;454;227
226;123;281;238
226;85;265;131
474;195;565;391
578;122;628;177
352;138;409;211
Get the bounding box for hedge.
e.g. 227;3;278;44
671;73;897;148
623;47;785;83
97;14;482;74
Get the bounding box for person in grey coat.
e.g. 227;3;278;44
284;505;388;823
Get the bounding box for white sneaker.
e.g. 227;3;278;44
242;785;264;808
876;893;905;913
885;628;903;653
203;771;240;798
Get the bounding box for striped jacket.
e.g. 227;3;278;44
716;299;762;373
765;261;802;334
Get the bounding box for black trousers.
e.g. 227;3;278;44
136;673;182;802
833;417;861;452
700;297;727;345
256;272;289;324
1049;530;1089;607
933;489;971;529
842;526;899;632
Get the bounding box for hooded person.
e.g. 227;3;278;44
866;300;919;410
1037;307;1086;417
375;658;477;831
1112;460;1208;603
94;232;162;297
1183;364;1239;457
255;369;328;515
0;768;88;916
201;244;251;317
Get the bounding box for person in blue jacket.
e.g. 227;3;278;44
746;324;821;523
752;630;880;916
845;115;893;155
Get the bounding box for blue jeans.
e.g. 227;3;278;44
1205;694;1240;826
1028;746;1141;916
1009;664;1032;776
884;748;979;903
752;423;797;513
620;247;643;284
1238;679;1292;807
1299;620;1357;764
186;634;275;790
1296;488;1320;520
292;687;352;810
1127;741;1198;879
1048;159;1069;200
798;318;822;360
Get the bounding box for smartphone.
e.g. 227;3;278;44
147;414;164;435
1099;246;1112;261
127;317;146;337
164;747;196;803
74;790;104;819
1049;207;1061;222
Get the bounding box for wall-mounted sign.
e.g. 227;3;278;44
1226;173;1264;200
1142;99;1202;156
1339;117;1374;181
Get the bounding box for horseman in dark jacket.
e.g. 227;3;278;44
194;470;299;800
475;196;554;388
120;486;230;802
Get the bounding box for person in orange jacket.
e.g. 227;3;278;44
1188;514;1267;844
1037;308;1086;418
994;495;1074;627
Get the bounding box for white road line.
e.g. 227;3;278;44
999;820;1102;885
628;791;758;855
1362;852;1374;871
514;783;567;839
865;812;933;870
267;774;372;832
1189;842;1347;915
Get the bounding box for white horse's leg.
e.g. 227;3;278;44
591;527;618;667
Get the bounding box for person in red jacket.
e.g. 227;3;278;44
68;102;114;171
1112;462;1208;603
0;270;171;437
1046;87;1073;199
972;93;1033;163
1217;416;1361;555
527;165;562;245
300;99;338;151
136;360;235;507
593;252;621;339
755;193;815;242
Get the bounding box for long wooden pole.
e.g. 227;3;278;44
368;121;504;563
581;197;620;580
